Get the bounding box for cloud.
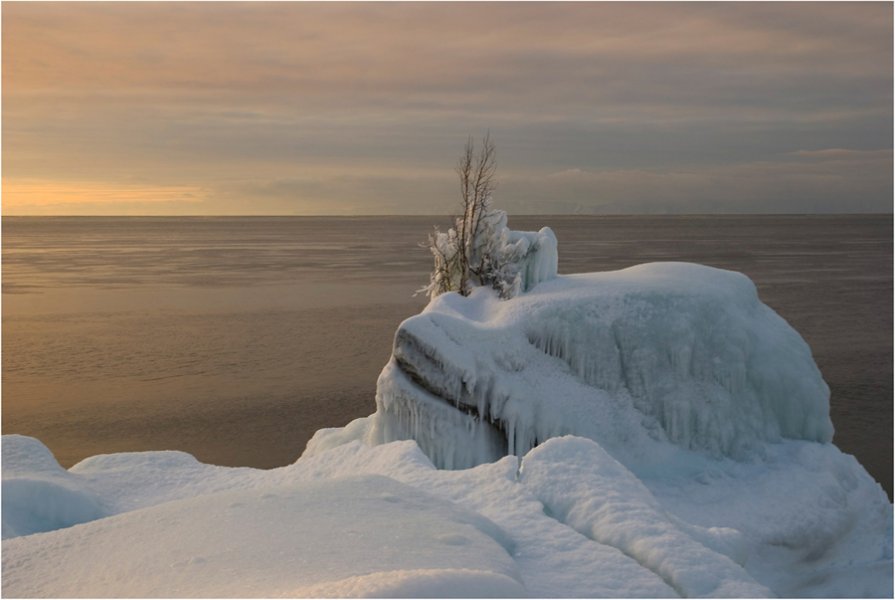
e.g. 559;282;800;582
6;2;890;121
789;148;892;161
3;3;891;214
506;148;893;214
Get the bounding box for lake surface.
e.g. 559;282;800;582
3;215;892;497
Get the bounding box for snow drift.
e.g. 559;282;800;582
2;222;891;598
3;432;891;597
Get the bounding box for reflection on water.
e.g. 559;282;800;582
2;215;892;497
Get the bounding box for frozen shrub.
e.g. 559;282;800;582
422;134;556;300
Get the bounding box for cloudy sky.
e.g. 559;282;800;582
3;2;892;215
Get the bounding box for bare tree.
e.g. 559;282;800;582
456;132;497;295
422;133;500;300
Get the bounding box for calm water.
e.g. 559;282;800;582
3;215;892;497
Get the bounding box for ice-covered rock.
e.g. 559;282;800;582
364;262;834;470
298;252;891;597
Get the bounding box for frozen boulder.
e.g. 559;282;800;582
368;262;834;469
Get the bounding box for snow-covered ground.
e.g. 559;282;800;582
3;431;890;598
3;231;891;597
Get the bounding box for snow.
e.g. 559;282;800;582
2;243;891;597
3;467;523;597
3;432;890;597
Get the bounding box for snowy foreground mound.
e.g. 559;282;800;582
3;262;892;597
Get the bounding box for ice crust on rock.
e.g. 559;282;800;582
366;262;834;470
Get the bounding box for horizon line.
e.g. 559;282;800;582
2;213;893;219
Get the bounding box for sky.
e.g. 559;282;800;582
3;2;892;216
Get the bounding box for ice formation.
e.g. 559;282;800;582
345;261;835;470
2;435;107;539
474;210;559;297
2;222;891;598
